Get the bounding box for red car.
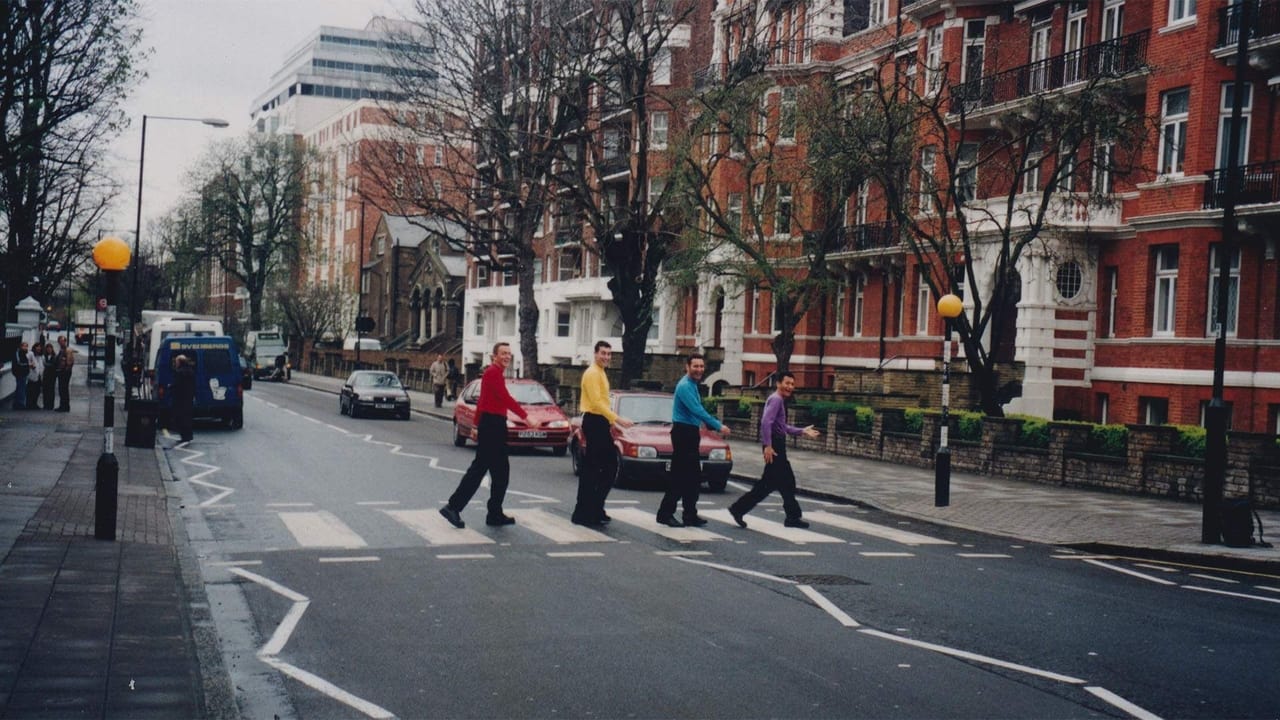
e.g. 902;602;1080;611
569;390;733;492
452;378;571;455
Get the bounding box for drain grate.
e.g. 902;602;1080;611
780;574;866;586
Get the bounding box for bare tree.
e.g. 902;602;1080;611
0;0;145;308
191;134;316;332
277;284;346;347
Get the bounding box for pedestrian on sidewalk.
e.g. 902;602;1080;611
439;342;542;529
572;341;633;526
429;353;448;408
170;354;197;443
26;341;43;409
657;353;730;528
41;343;57;409
729;371;820;529
446;358;461;400
10;341;31;410
54;336;74;412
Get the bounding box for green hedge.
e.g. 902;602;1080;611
1007;414;1051;448
1086;424;1129;456
1174;424;1206;458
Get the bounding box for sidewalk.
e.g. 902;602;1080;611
291;371;1280;572
0;365;211;719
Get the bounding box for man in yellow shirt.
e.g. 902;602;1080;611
573;341;633;526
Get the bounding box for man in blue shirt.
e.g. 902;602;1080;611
657;353;730;527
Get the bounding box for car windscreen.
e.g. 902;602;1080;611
617;395;673;424
507;382;554;405
354;373;402;388
203;350;233;375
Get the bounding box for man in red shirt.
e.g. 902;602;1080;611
440;342;542;528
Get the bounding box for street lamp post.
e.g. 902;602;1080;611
127;114;229;402
92;236;131;541
935;293;963;507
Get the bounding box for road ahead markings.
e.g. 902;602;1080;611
704;509;844;544
805;510;954;546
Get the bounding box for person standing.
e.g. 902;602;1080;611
657;353;730;527
10;341;31;410
54;335;74;412
729;372;820;529
439;342;541;528
446;358;461;400
26;341;44;409
171;354;197;443
429;353;448;408
572;341;633;526
41;343;58;409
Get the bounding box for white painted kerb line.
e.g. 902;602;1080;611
228;567;394;719
1086;686;1165;720
857;628;1088;685
797;585;860;627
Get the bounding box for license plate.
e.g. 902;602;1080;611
517;430;547;439
375;403;394;409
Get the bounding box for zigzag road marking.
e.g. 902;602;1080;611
175;445;234;507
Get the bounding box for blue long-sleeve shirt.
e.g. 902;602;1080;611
672;375;722;430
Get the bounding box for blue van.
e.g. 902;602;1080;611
154;336;245;429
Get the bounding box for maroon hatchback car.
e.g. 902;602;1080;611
452;378;571;455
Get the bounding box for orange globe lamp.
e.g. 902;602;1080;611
93;236;132;271
936;293;962;319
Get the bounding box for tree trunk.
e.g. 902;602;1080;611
517;249;539;379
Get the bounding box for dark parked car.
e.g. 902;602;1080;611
569;390;732;491
340;370;411;420
452;378;571;455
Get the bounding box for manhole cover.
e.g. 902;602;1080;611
780;574;866;586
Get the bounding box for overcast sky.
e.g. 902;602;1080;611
105;0;413;244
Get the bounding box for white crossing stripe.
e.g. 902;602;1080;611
506;508;615;544
278;511;367;549
805;510;954;546
607;507;730;542
382;509;494;546
704;509;844;543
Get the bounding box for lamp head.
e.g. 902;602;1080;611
93;236;132;271
936;293;963;319
202;117;230;128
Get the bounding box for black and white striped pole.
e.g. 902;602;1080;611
935;293;963;507
93;236;131;541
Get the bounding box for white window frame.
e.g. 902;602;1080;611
1022;154;1042;195
1159;88;1189;176
1106;267;1118;338
1216;82;1252;170
916;268;931;335
869;0;888;27
961;19;986;83
957;143;978;203
835;282;848;336
1206;245;1240;337
727;192;743;231
1153;246;1178;336
919;146;937;214
856;181;870;225
779;87;797;142
925;26;944;97
776;182;793;235
434;146;443;166
652;47;672;86
1168;0;1196;26
1093;140;1115;194
650;111;669;149
853;275;865;337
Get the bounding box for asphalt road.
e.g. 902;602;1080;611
169;381;1280;719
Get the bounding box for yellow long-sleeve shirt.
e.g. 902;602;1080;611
579;362;617;424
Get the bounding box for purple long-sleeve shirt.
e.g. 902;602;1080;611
760;392;803;448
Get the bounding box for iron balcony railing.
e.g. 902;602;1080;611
808;222;899;254
1218;0;1280;48
951;30;1149;113
598;155;629;178
1203;159;1280;209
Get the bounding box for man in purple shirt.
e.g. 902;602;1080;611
729;371;819;529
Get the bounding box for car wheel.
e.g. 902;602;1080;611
398;409;410;421
229;408;244;430
569;440;581;476
453;422;467;447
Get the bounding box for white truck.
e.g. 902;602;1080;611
245;329;290;380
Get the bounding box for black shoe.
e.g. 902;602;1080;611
598;512;611;524
784;517;810;529
656;515;684;528
439;506;465;529
683;515;708;527
486;514;516;526
729;508;748;529
571;514;603;527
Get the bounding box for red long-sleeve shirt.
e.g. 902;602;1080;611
475;363;529;420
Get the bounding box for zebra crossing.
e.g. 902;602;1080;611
259;501;957;552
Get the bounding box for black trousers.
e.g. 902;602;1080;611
42;373;56;409
574;413;616;521
433;384;446;407
448;413;510;516
730;437;802;520
57;371;70;410
658;422;702;520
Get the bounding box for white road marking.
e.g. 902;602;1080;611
546;552;605;558
318;556;380;563
383;509;494;546
805;510;954;546
1133;563;1181;573
859;552;915;558
176;446;234;506
208;560;262;567
704;510;844;544
1183;585;1280;604
605;499;639;505
607;507;730;542
259;657;394;719
1083;559;1178;586
654;550;711;556
1188;573;1238;584
1258;586;1280;594
760;551;815;557
322;423;350;433
437;553;494;560
1085;686;1164;720
356;501;400;506
858;628;1088;684
798;585;861;627
266;502;314;508
956;553;1012;559
278;511;367;549
506;508;614;544
670;555;797;584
